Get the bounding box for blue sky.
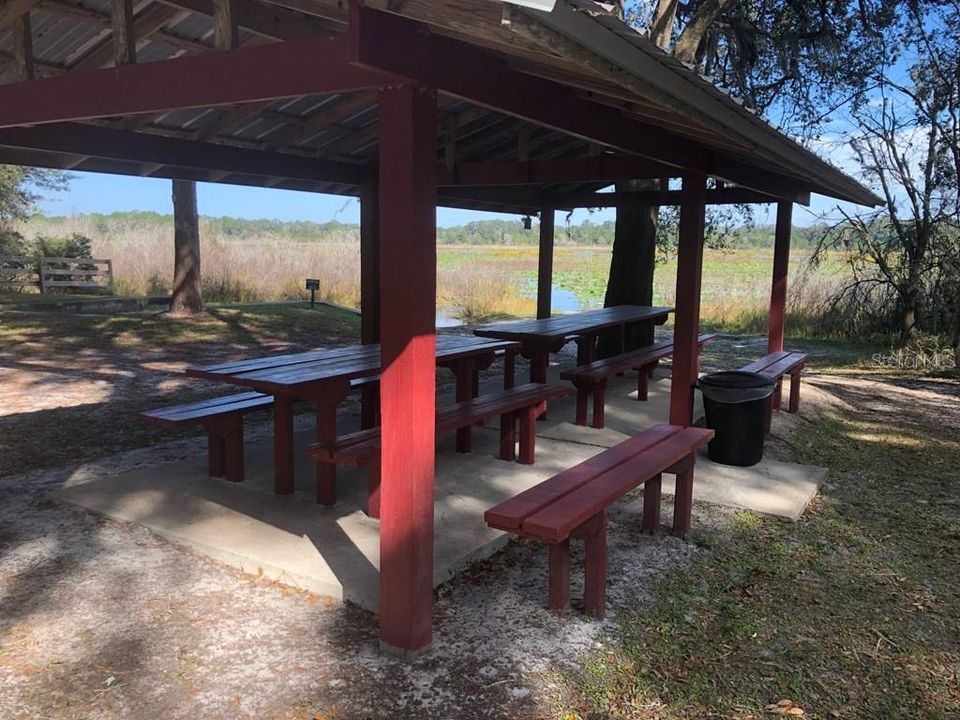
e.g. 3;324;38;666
39;171;857;228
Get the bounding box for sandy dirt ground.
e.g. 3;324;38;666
0;318;878;719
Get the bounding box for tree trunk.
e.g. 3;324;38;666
170;179;203;315
599;179;659;357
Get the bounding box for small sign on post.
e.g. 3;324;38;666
305;278;320;308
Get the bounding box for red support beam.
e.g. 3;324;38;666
351;6;813;198
552;187;811;208
668;176;707;427
536;208;555;319
0;33;396;128
377;84;437;658
441;155;678;187
0;123;366;186
768;201;793;353
351;6;702;171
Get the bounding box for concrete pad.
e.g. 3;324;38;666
55;369;824;610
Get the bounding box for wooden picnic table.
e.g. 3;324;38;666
187;334;520;503
473;305;673;384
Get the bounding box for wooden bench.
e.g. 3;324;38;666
485;424;714;618
139;392;274;483
560;334;718;429
739;351;808;428
308;382;571;518
140;377;377;484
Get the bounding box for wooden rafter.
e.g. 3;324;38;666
11;11;34;82
40;0;204;58
0;0;38;32
260;93;374;151
110;0;137;67
213;0;239;50
154;0;339;39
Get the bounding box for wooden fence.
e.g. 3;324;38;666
0;255;114;294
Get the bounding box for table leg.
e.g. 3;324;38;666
503;348;516;390
455;359;474;453
315;401;338;505
529;351;550;420
529;351;549;383
273;395;295;496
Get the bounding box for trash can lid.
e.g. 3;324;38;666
696;370;776;403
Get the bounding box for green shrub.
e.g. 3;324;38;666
33;233;93;259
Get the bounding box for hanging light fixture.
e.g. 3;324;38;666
522;215;533;230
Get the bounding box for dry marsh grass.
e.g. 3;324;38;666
23;215;853;331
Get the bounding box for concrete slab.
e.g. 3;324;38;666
55;370;824;611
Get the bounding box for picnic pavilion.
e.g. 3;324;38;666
0;0;880;656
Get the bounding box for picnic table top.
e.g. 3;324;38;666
473;305;674;344
186;334;520;394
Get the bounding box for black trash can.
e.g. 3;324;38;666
696;371;776;467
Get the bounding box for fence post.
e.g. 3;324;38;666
38;260;46;294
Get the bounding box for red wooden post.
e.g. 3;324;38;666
536;208;555;319
768;201;792;353
360;176;380;430
668;176;707;427
377;84;437;659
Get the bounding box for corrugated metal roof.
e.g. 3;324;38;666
0;0;879;209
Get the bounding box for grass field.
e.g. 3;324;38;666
1;299;957;717
565;371;960;719
6;216;855;335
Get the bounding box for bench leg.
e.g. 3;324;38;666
574;382;590;426
591;380;606;429
582;513;607;619
642;473;662;533
367;455;381;519
672;457;695;539
788;370;802;413
499;411;516;461
772;379;783;411
764;396;773;434
548;540;571;613
518;404;541;465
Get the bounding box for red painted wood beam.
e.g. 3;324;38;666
0;123;366;186
351;6;702;169
351;6;812;198
537;208;555;319
440;155;678;186
768;201;793;353
668;176;707;427
377;84;437;658
553;187;810;208
0;33;396;128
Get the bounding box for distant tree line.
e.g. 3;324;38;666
25;211;831;249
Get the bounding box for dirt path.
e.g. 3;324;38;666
2;307;907;718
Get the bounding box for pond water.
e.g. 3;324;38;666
437;283;587;327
